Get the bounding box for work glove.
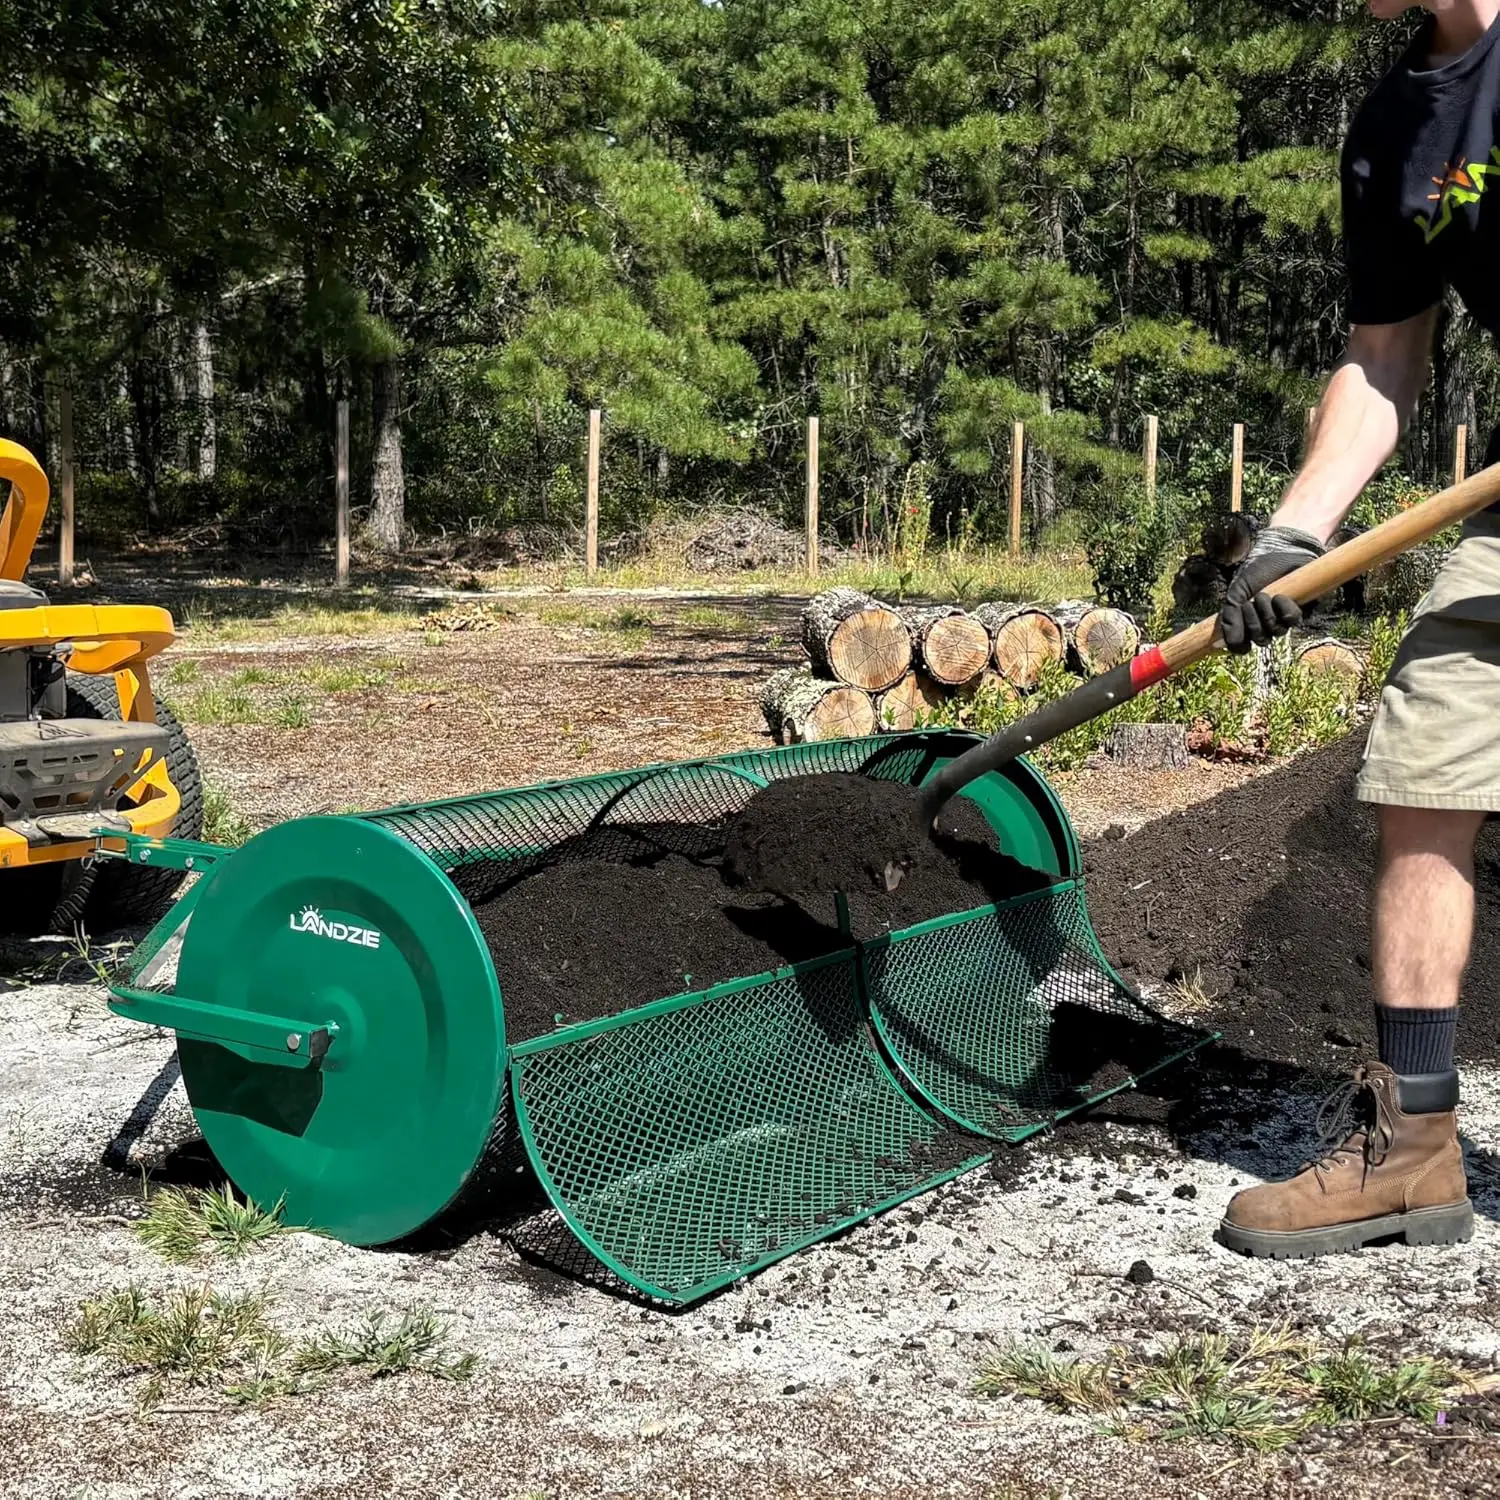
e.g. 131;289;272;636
1219;525;1325;654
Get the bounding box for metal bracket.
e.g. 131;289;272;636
93;831;230;873
109;984;338;1067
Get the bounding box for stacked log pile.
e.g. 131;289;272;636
761;589;1143;742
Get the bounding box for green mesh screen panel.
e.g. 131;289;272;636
863;884;1207;1140
510;956;990;1305
360;731;1033;903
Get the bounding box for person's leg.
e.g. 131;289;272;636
1217;526;1500;1258
1369;805;1483;1075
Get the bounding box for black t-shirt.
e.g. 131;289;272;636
1343;15;1500;467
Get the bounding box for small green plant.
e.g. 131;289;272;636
292;1310;478;1381
135;1184;290;1264
202;784;252;847
228;666;279;689
299;663;392;693
1304;1346;1451;1425
894;461;935;568
66;1288;479;1410
165;658;202;688
180;683;256;726
66;1285;286;1408
1366;610;1409;692
678;605;745;631
1263;663;1356;757
273;697;311;729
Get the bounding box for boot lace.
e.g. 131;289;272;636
1309;1068;1395;1173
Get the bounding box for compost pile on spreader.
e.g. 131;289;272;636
470;773;1051;1041
1085;732;1500;1068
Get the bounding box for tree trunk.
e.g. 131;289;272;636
1367;547;1443;615
973;603;1065;689
1200;512;1259;567
1292;637;1365;687
901;606;990;686
169;322;190;471
800;588;911;691
368;355;405;553
191;319;216;479
761;666;876;744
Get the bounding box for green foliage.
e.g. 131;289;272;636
1084;484;1187;612
1263;661;1357;757
202;784;252;847
1366;610;1409;692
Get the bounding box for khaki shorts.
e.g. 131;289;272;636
1357;510;1500;811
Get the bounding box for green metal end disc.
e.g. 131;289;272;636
173;815;504;1245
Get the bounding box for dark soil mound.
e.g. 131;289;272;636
724;773;925;896
1085;731;1500;1068
472;779;1051;1041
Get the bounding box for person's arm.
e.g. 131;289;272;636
1218;306;1438;652
1273;307;1440;544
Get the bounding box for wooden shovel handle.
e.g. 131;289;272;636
916;462;1500;821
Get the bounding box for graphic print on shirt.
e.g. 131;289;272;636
1418;145;1500;242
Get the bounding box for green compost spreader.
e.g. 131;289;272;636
103;730;1205;1305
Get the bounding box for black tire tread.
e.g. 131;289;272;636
68;672;204;927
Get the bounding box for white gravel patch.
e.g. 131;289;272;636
3;966;1499;1499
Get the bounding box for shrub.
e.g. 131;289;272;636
1083;482;1187;612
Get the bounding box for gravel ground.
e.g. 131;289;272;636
4;961;1500;1499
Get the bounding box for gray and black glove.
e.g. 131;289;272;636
1218;525;1325;654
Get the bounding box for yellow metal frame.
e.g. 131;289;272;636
0;439;184;870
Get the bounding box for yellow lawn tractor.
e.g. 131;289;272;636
0;438;202;934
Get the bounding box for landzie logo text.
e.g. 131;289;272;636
289;906;382;950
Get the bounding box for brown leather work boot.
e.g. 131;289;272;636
1216;1062;1473;1258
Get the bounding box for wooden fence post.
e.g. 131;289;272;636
1230;423;1244;513
1009;421;1024;556
805;415;820;576
1455;423;1468;487
334;397;350;588
57;383;75;587
1143;414;1158;502
586;407;601;578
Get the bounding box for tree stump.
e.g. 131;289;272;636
974;603;1065;689
760;666;876;744
902;606;990;686
801;587;911;691
875;670;946;731
1105;722;1189;771
1293;636;1364;689
1054;601;1141;676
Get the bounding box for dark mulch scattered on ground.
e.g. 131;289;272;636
470;778;1051;1041
1084;731;1500;1068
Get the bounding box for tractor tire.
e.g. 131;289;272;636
69;672;204;929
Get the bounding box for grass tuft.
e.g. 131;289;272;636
179;683;256;726
135;1184;290;1264
292;1309;478;1381
273;697;311;729
202;784;253;847
975;1327;1464;1451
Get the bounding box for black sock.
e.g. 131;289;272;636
1375;1006;1458;1076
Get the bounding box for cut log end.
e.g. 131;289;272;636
988;608;1064;689
1070;606;1141;676
828;608;912;691
876;671;945;731
803;588;912;691
1293;637;1364;685
913;612;990;686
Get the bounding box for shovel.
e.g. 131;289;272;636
901;461;1500;865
